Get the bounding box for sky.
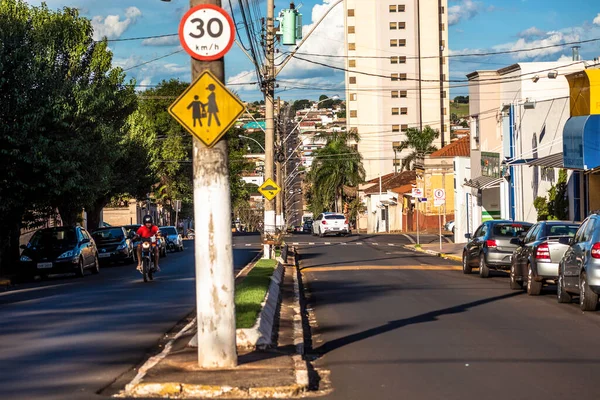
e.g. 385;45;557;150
22;0;600;102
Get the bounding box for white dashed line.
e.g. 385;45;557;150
245;244;252;247
292;242;299;245
356;242;363;245
341;243;348;246
372;243;379;246
309;242;315;245
388;243;395;246
324;242;331;245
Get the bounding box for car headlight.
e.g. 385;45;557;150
58;250;78;259
117;242;128;250
20;255;32;262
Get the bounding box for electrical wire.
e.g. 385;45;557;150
122;49;184;72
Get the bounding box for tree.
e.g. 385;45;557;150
533;170;569;221
307;130;365;214
454;95;469;104
396;126;439;171
450;113;459;124
292;99;312;111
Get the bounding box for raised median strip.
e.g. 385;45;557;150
404;244;463;263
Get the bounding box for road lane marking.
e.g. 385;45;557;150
245;244;252;247
324;242;331;245
301;265;462;273
309;242;315;245
292;242;299;245
388;243;395;246
371;243;379;246
341;243;347;245
356;242;363;245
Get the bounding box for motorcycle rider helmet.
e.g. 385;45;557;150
143;215;153;225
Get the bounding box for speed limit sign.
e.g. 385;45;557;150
179;5;235;61
434;188;446;206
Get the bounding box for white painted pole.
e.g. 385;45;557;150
439;204;442;251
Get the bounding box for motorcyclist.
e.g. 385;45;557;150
135;215;161;273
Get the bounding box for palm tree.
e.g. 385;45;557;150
397;126;439;171
307;130;365;214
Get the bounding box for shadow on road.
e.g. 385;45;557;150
311;291;523;357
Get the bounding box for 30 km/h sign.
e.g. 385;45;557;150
434;188;446;207
258;178;281;201
168;70;244;147
179;5;235;61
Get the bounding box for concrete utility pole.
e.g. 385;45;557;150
190;0;237;368
276;97;284;231
263;0;276;257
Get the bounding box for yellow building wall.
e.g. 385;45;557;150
420;170;455;216
567;69;600;116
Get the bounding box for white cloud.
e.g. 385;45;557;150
517;26;546;39
594;13;600;25
142;36;180;47
448;0;482;26
91;7;142;41
556;54;572;62
227;70;259;92
493;30;581;60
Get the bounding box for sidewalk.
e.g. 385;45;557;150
404;242;465;262
109;252;309;399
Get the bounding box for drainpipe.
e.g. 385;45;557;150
509;104;516;221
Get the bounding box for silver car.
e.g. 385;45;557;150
557;214;600;311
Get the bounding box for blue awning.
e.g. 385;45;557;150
563;115;600;170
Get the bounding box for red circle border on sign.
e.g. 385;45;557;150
178;4;235;61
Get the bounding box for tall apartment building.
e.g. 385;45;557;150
344;1;450;180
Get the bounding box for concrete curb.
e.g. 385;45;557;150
404;245;462;262
128;382;304;399
236;262;285;349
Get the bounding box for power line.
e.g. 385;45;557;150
122;49;184;72
101;33;178;43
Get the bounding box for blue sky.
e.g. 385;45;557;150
23;0;600;101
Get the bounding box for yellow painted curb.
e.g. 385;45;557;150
302;265;462;273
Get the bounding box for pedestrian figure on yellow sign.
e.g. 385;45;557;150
206;83;220;127
187;95;206;127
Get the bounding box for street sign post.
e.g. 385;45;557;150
434;189;446;250
179;4;235;61
168;70;244;147
411;187;423;245
258;178;281;201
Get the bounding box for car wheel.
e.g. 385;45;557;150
76;258;85;277
479;254;490;278
579;271;598;311
557;269;572;303
526;264;542;296
509;261;523;290
462;251;472;274
91;256;100;275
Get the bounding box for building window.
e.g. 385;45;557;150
390;56;398;64
392;125;400;132
443;108;447;115
399;56;406;64
401;124;408;132
390;39;398;47
350;93;357;101
441;90;446;98
440;6;445;13
389;5;397;12
392;107;399;115
348;26;355;34
391;90;399;98
401;107;408;115
440;23;445;31
399;39;406;47
390;22;397;30
399;22;406;29
349;43;356;50
348;9;355;17
441;56;446;65
400;90;407;98
349;59;356;67
399;73;407;80
441;74;446;81
391;73;399;81
349;76;356;84
440;39;445;49
350;110;357;118
399;5;405;12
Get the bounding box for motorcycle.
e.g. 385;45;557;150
140;236;158;282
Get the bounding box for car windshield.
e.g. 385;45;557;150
492;223;532;237
161;227;177;235
92;228;124;242
324;215;345;220
545;224;579;237
30;228;77;247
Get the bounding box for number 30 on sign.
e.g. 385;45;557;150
179;5;235;61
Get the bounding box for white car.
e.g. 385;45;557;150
312;213;350;237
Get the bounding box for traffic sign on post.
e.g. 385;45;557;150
258;178;281;201
434;188;446;207
179;5;235;61
168;70;244;147
411;188;423;198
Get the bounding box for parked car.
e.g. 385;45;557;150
160;226;184;252
125;224;167;258
462;220;533;277
91;226;135;264
19;226;99;279
509;221;579;294
444;220;455;234
302;221;313;233
312;212;350;237
557;214;600;311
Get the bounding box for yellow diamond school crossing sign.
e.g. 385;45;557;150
169;70;245;147
258;178;281;201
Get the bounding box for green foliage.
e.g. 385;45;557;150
396;126;439;171
235;258;277;328
534;170;569;221
534;196;549;221
292;99;312;111
454;95;469;104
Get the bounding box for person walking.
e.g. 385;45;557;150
206;84;220;127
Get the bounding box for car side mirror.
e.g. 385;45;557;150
464;233;472;239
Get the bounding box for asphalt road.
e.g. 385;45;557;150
0;237;259;400
293;233;600;400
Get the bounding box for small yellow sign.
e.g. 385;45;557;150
258;178;281;201
168;70;245;147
